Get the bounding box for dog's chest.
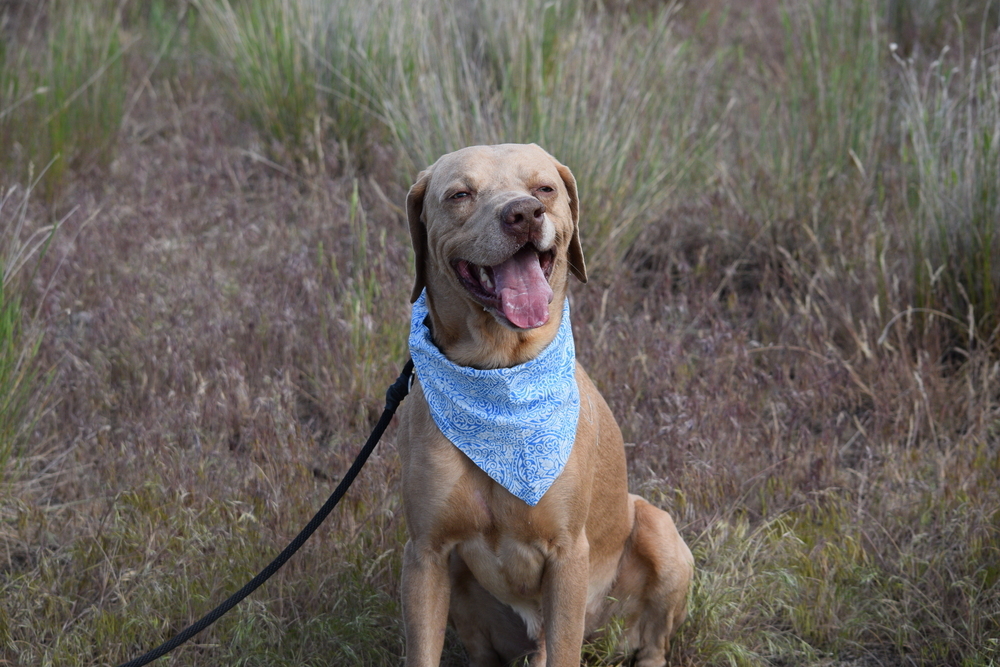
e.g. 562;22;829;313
451;475;574;602
458;529;547;603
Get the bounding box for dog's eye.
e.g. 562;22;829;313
449;191;471;200
537;186;555;194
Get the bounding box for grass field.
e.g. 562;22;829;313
1;0;999;665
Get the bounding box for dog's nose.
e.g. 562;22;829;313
501;197;546;239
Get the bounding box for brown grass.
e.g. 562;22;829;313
1;1;999;666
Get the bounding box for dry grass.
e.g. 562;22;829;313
1;0;999;666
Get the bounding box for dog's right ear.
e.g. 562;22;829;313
406;168;432;303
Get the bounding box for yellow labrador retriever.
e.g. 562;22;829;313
397;144;693;667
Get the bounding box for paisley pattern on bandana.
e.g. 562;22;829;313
409;290;580;506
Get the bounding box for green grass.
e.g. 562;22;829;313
677;488;1000;665
897;39;1000;354
0;476;402;665
199;0;323;160
1;0;999;665
757;0;884;229
370;0;716;272
0;179;56;482
200;0;717;271
305;179;411;431
0;1;128;198
0;276;33;479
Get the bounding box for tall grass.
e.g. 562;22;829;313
200;0;718;273
0;179;56;481
376;0;716;271
897;42;1000;353
731;0;885;246
0;269;34;481
0;1;128;197
199;0;323;158
307;179;411;429
887;0;1000;54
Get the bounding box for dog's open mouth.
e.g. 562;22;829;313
453;245;555;329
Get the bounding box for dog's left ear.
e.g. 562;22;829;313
406;168;432;303
555;161;588;284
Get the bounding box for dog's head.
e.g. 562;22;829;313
407;144;586;364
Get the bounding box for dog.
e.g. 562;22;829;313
396;143;693;667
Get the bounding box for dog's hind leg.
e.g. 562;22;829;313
609;495;693;667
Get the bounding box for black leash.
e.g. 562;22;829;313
115;359;415;667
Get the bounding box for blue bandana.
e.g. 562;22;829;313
408;291;580;506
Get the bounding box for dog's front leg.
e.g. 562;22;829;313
402;539;451;667
541;532;589;667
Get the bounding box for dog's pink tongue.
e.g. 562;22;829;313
492;247;553;329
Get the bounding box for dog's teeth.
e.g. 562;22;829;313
478;266;493;291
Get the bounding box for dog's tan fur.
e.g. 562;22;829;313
397;144;693;667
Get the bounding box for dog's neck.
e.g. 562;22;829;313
423;292;564;370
